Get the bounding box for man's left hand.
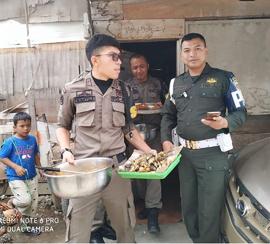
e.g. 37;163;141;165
201;116;228;130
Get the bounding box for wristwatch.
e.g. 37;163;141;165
60;148;73;158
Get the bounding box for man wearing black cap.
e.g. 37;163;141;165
56;34;155;243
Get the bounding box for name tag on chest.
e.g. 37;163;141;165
74;95;96;103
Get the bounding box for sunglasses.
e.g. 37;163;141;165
95;53;122;62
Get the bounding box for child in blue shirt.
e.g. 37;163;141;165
0;112;42;235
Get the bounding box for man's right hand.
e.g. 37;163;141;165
162;141;174;152
14;165;26;176
62;151;75;164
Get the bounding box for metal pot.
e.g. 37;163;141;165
44;157;113;198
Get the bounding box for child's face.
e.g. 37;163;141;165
14;120;31;138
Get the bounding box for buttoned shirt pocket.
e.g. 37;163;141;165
112;102;125;127
75;102;95;127
173;88;189;113
174;87;189;99
199;87;224;112
200;88;222;99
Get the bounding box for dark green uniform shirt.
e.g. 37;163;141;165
161;63;247;142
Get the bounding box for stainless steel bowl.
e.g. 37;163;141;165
44;157;113;198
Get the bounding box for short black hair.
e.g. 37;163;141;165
129;53;148;64
85;34;120;62
13;112;31;126
181;33;206;48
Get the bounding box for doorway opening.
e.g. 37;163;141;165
121;40;181;223
121;40;177;90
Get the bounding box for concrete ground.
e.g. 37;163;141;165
134;222;191;243
6;165;191;243
11;217;191;243
8;193;191;243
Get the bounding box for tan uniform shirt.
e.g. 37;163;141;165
126;75;162;104
57;71;133;159
127;75;162;127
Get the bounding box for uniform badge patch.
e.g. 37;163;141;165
230;76;240;88
207;78;217;84
86;78;93;86
111;96;124;103
130;106;137;119
74;95;95;103
74;90;95;103
115;88;123;97
76;90;93;97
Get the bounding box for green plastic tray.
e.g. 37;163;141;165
117;154;181;180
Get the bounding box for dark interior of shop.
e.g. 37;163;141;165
121;40;177;89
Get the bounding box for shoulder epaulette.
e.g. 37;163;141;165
64;71;88;90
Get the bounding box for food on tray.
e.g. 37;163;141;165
120;150;178;173
135;103;162;110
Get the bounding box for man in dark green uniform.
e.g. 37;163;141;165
161;33;247;243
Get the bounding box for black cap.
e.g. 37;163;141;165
85;34;120;61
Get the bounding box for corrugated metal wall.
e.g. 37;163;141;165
0;41;89;96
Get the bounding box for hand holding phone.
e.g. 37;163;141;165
201;111;228;130
205;111;221;121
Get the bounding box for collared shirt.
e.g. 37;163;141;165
161;63;247;142
57;71;134;159
126;76;164;127
126;76;162;104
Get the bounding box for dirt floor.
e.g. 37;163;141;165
2;167;182;243
4;196;66;243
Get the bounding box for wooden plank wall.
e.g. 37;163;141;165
90;0;185;40
0;41;88;97
121;0;270;20
94;19;184;41
31;88;61;123
0;0;87;22
90;0;270;41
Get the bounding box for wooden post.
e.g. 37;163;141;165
27;90;38;137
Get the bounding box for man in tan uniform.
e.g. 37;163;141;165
126;54;164;233
56;34;154;243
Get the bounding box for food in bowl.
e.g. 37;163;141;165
44;157;113;198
